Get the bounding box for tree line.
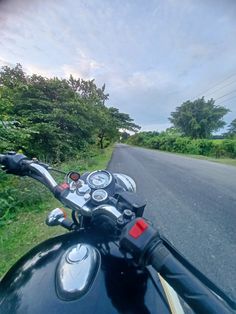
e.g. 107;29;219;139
0;64;140;162
127;96;236;158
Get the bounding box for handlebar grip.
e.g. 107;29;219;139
0;152;28;174
150;244;232;314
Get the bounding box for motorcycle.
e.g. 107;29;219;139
0;152;235;314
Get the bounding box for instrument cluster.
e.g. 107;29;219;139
66;170;114;205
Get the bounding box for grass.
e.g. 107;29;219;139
157;149;236;167
0;146;113;278
128;144;236;167
181;154;236;166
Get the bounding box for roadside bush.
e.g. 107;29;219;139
127;133;236;159
220;140;236;158
173;137;192;153
158;136;176;151
186;140;201;155
196;139;214;156
147;136;161;149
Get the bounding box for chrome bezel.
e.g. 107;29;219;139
91;189;108;203
87;170;113;189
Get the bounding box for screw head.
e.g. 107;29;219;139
123;209;133;219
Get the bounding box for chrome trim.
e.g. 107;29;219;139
46;208;65;226
64;192;92;216
87;170;113;189
66;244;88;263
56;244;100;301
83;193;91;201
114;173;137;192
92;189;108;202
92;204;122;220
77;184;91;195
29;163;57;189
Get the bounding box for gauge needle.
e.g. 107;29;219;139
95;177;102;182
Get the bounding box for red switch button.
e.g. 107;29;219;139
59;183;70;190
129;219;148;238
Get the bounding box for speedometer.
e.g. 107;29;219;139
87;170;112;189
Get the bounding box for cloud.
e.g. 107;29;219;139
0;0;236;131
62;51;104;80
141;123;171;132
61;65;85;80
127;70;172;90
0;56;14;67
24;64;57;78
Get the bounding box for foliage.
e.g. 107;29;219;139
169;97;229;138
0;63;139;223
120;131;131;142
0;64;140;161
225;118;236;138
127;132;236;159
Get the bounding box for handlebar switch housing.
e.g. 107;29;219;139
1;153;28;175
120;218;160;266
54;183;70;199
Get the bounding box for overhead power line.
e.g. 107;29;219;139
190;72;236;101
204;79;236;98
214;89;236;101
215;94;236;105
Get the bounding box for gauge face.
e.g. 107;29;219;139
92;189;108;203
87;170;112;189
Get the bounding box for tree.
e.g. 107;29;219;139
0;64;139;160
228;118;236;134
96;107;141;149
169;97;229;138
108;107;140;132
120;131;130;142
0;63;27;88
225;118;236;138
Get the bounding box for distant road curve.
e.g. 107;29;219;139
108;144;236;300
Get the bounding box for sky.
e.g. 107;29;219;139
0;0;236;131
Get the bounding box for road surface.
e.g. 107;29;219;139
108;144;236;300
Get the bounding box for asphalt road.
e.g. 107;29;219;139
107;144;236;301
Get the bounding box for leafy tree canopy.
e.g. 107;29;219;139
169;97;229;138
0;64;140;161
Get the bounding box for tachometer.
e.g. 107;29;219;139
87;170;112;189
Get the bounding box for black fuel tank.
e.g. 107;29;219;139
0;231;171;314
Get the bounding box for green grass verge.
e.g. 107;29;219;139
0;146;113;278
180;154;236;166
159;149;236;166
128;144;236;167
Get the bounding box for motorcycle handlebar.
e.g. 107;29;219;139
0;153;57;193
24;162;57;192
120;218;233;313
149;243;232;314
